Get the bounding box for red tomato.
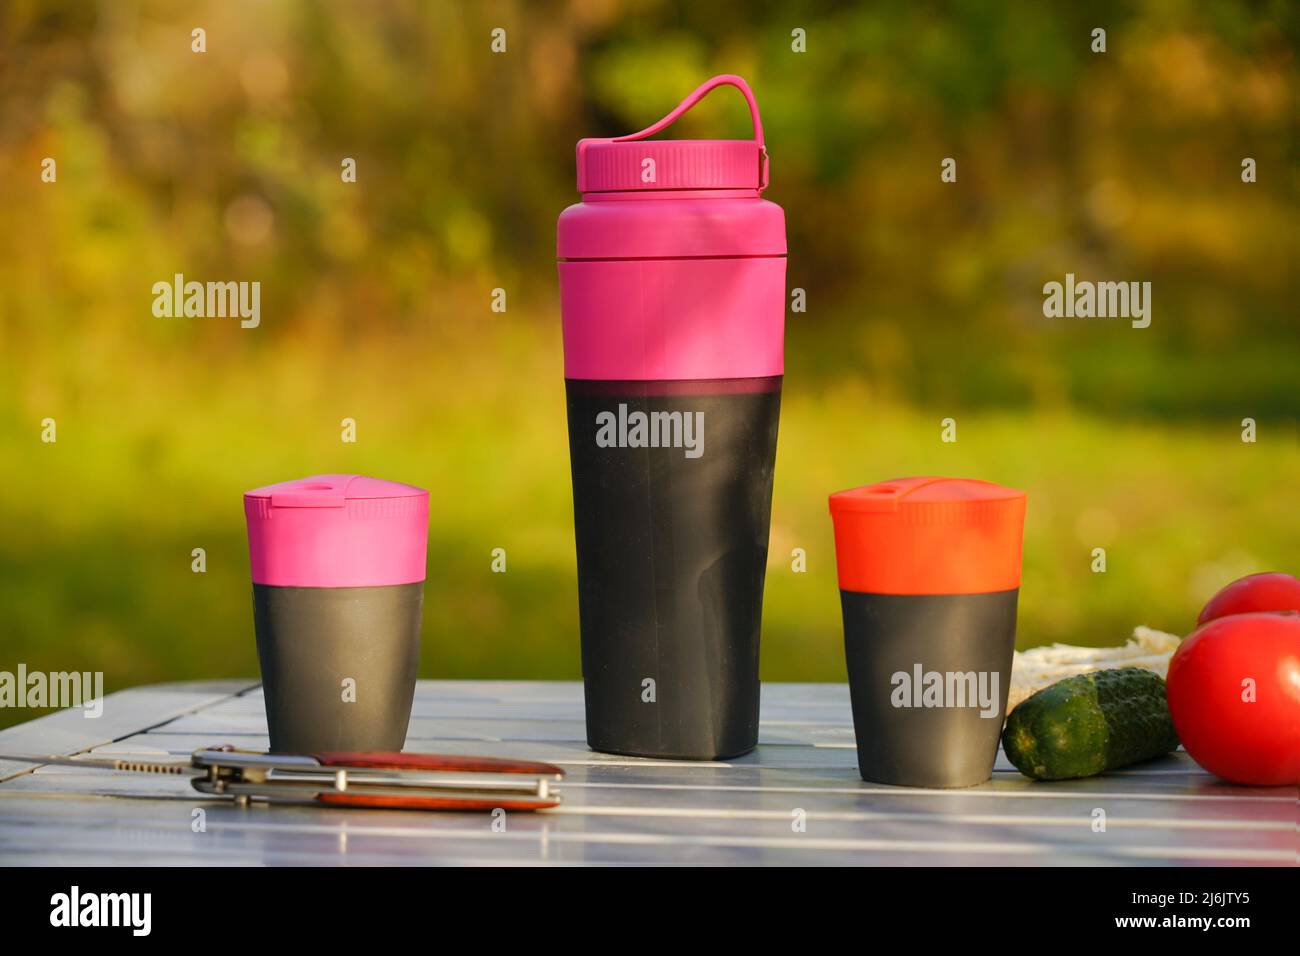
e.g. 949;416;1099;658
1166;612;1300;786
1198;571;1300;625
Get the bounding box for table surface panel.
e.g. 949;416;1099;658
0;681;1295;866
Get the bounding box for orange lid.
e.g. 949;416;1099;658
828;476;1027;595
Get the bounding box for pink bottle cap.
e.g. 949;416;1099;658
244;474;429;588
576;75;769;194
558;74;786;381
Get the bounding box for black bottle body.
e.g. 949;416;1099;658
565;377;781;759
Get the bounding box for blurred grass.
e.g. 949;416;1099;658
0;1;1297;727
1;315;1296;727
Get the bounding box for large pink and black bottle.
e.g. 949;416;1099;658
557;76;785;759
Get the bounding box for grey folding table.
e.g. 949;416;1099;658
0;680;1295;865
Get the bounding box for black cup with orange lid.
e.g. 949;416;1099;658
829;476;1027;788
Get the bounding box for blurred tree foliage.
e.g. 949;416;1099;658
2;0;1294;412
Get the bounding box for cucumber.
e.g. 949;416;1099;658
1002;667;1180;781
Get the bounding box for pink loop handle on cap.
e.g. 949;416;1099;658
612;74;765;150
576;74;770;192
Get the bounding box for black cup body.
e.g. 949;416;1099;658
252;582;422;753
840;589;1018;787
565;376;781;759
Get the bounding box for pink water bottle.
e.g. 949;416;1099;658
557;75;786;759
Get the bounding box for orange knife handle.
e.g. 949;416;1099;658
312;751;564;777
317;792;560;812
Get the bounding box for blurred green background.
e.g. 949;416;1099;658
1;0;1296;728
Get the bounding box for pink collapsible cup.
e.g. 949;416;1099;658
243;474;429;752
558;75;786;759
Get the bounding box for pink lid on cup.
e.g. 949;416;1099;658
244;474;429;588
